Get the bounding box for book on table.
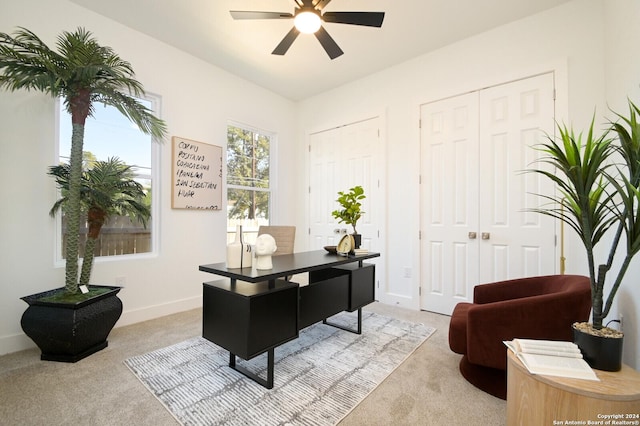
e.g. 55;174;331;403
504;338;599;381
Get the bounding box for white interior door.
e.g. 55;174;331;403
308;117;384;295
478;74;557;283
420;73;556;315
309;127;341;248
420;92;480;314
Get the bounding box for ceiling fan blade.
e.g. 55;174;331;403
322;12;385;27
313;0;333;10
272;27;300;56
315;26;343;59
230;11;293;20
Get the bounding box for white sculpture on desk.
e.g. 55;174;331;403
255;233;277;270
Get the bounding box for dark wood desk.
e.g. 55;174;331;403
199;250;380;388
199;250;380;284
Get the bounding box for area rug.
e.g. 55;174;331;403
124;311;435;426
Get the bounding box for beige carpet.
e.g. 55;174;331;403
0;303;506;425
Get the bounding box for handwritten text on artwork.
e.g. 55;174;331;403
171;137;222;210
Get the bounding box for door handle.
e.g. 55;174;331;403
468;232;477;239
482;232;490;240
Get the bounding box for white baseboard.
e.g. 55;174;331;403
378;293;419;310
115;295;202;328
0;296;202;356
0;333;37;356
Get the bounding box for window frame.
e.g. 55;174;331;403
226;121;277;243
53;93;163;266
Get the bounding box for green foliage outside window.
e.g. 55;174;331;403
226;125;271;222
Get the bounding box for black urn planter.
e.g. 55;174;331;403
573;324;623;372
352;233;362;249
21;285;123;363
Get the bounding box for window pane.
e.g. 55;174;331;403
227;188;270;221
60;101;152;169
58;99;155;258
227;188;270;244
227;126;270;188
226;124;272;243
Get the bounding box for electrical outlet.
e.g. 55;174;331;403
403;267;412;278
115;276;126;286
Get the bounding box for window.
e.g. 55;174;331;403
56;95;161;260
226;124;273;243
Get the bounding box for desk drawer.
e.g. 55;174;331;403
202;279;298;359
332;263;375;311
309;263;376;311
299;273;349;329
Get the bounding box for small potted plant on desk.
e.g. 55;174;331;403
0;27;166;362
527;100;640;371
332;185;366;249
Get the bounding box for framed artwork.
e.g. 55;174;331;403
171;136;222;210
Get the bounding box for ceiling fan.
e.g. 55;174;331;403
230;0;385;60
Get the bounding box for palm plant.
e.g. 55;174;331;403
0;27;167;295
528;101;640;331
48;157;151;286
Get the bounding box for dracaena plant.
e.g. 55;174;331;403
528;100;640;330
0;27;167;295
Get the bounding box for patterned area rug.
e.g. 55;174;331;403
125;311;435;426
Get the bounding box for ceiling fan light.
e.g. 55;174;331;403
294;11;321;34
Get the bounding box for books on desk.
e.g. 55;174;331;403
353;248;369;255
504;338;599;381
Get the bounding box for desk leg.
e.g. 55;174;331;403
323;308;362;335
228;349;275;389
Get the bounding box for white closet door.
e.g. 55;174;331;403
309;127;341;249
420;92;480;314
420;73;556;315
478;73;556;283
308;117;383;295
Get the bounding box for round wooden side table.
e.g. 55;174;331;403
506;350;640;425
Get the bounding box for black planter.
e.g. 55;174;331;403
353;233;362;249
21;285;123;363
573;325;623;372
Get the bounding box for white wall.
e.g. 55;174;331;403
603;0;640;369
0;0;298;354
297;0;639;368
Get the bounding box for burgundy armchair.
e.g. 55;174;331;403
448;274;591;399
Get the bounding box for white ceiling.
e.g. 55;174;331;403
70;0;572;101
